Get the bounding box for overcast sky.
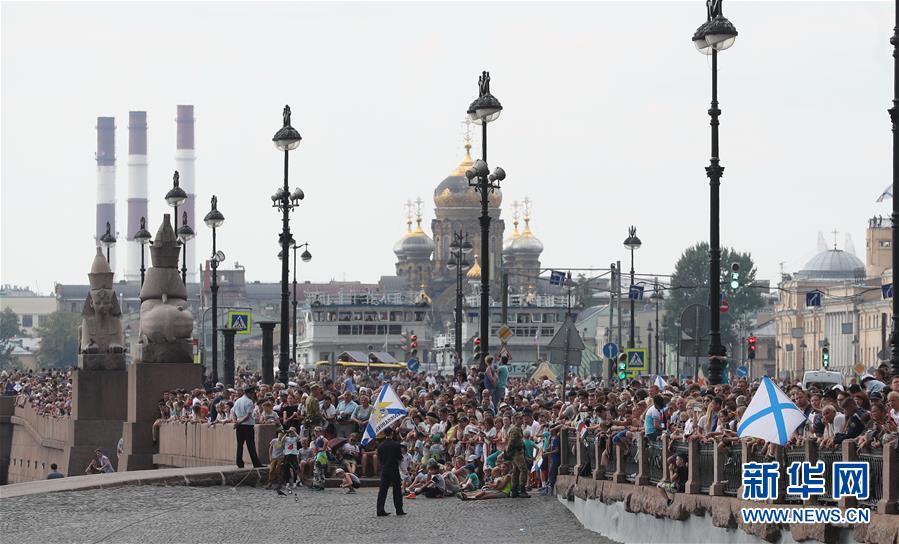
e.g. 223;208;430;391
1;1;892;294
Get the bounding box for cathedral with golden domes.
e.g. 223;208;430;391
392;135;545;321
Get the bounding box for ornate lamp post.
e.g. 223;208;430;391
650;279;664;374
291;240;312;364
890;0;899;378
165;171;188;281
100;221;116;264
464;71;506;370
693;0;738;385
272;105;304;385
447;231;473;369
204;196;225;384
176;211;194;284
133;217;152;287
623;226;641;349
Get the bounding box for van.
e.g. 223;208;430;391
801;370;843;391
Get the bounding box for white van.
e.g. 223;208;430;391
801;370;843;391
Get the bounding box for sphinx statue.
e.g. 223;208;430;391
79;247;125;354
139;214;194;363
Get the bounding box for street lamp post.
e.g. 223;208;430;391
890;0;899;378
623;226;641;349
447;231;473;369
177;211;194;285
693;0;738;385
204;196;225;384
291;241;312;365
272;105;304;385
134;217;152;287
650;279;664;374
464;71;506;370
165;171;188;281
647;321;653;373
100;221;116;264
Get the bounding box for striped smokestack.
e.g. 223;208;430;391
126;111;149;282
175;105;196;284
96;117;116;271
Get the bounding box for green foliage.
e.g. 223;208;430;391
35;312;80;369
663;242;766;350
573;273;604;308
0;308;22;368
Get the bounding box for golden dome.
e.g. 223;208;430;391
466;254;482;280
503;200;522;251
434;141;502;209
509;198;544;255
394;199;434;259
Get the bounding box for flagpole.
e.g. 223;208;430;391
891;0;899;379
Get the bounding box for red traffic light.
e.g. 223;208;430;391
474;337;481;345
411;335;418;348
748;335;757;346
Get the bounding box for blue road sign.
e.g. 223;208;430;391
227;310;252;335
602;342;620;359
549;270;566;286
736;365;748;377
628;284;645;300
624;349;647;373
407;358;420;372
805;291;822;307
883;283;893;299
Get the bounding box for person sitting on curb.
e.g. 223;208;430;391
335;467;361;494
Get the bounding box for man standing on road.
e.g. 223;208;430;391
232;384;264;469
376;427;406;517
506;412;530;498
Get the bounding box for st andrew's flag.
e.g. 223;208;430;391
737;376;807;446
360;383;408;446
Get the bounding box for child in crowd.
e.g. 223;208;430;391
335;468;361;494
312;447;329;490
267;429;285;489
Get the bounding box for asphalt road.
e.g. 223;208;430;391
0;485;619;544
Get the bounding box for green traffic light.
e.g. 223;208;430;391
618;371;627;380
730;279;739;290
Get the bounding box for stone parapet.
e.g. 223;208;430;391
155;422;277;468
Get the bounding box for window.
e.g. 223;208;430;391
364;312;377;321
353;312;363;321
338;312;351;322
388;325;402;335
351;325;362;335
414;312;425;322
363;325;376;335
390;311;403;322
21;315;33;328
377;325;387;335
541;327;554;337
338;325;351;336
532;314;543;323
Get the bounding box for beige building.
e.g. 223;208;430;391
773;217;892;381
0;285;57;336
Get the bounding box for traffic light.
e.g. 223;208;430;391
730;262;741;291
410;333;418;357
747;335;757;360
822;340;830;369
400;330;411;359
617;353;628;380
473;337;481;361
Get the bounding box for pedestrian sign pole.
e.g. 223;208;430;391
623;348;648;379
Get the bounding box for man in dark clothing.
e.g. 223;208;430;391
376;427;406;517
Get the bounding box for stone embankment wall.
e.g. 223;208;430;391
154;422;276;468
2;400;73;483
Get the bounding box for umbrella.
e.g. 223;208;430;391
327;437;348;450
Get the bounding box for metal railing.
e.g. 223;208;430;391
565;429;897;515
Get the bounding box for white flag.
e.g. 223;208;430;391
654;375;666;389
360;383;408;446
737;376;807;446
877;184;893;203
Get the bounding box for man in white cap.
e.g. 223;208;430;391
232;384;264;468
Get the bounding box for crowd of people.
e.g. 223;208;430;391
5;358;899;503
154;358;899;502
1;368;72;417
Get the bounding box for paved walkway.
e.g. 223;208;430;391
1;485;618;543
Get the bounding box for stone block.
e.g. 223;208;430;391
186;472;226;487
72;368;127;420
126;362;202;422
79;353;126;371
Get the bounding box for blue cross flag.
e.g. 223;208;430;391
737;376;808;446
883;283;893;300
360;383;408;446
549;270;566;286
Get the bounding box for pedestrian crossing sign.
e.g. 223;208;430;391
624;348;648;375
227;310;252;335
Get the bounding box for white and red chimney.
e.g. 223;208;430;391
126;111;148;282
95;116;117;270
175;105;196;284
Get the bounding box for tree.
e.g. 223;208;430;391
35;312;80;369
573;273;604;309
663;242;766;353
0;308;22;369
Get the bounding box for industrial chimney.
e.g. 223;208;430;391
96;117;116;271
175;105;196;284
126;111;148;282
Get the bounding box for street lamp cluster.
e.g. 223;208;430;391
464;71;507;370
203;196;225;383
623;226;641;350
272;105;307;385
280;238;312;366
446;231;473;370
